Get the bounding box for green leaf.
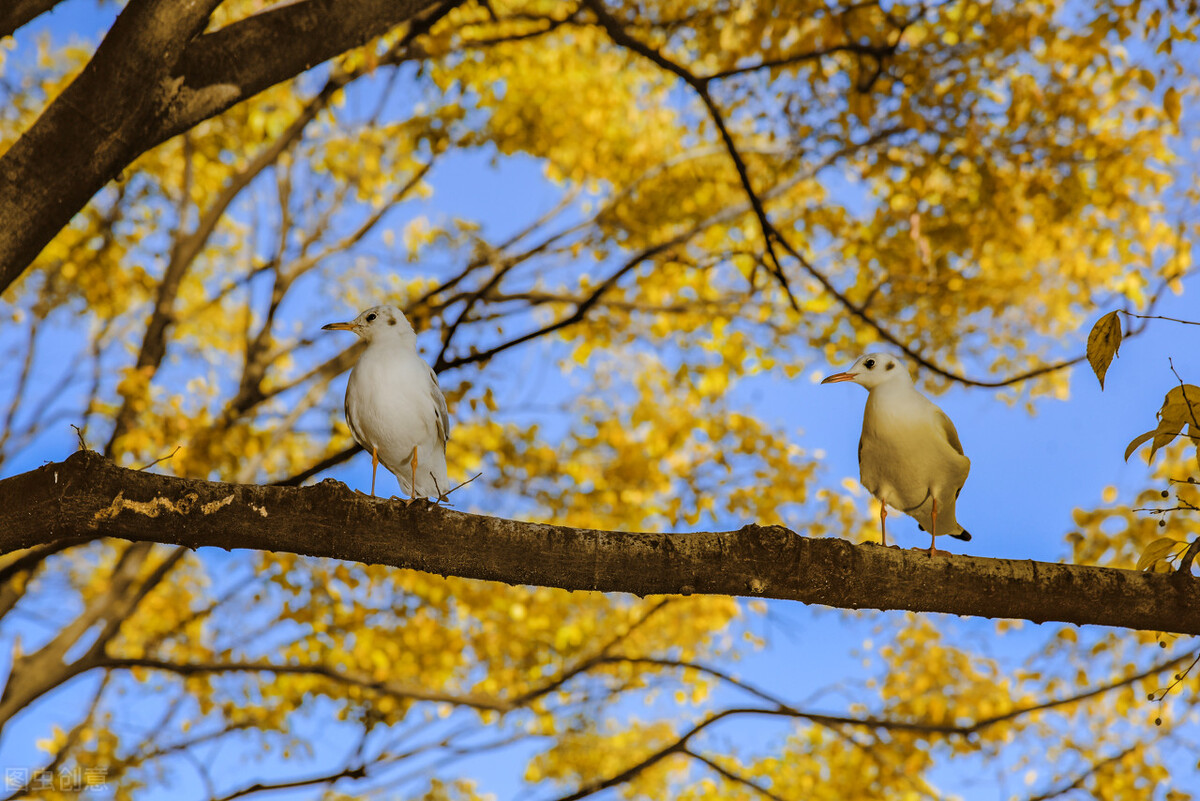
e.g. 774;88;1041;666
1137;536;1182;571
1086;311;1121;390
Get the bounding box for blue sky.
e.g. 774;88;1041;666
3;2;1200;800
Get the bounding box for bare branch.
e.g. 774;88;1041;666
0;538;91;620
1121;311;1200;327
582;0;799;311
685;748;788;801
1026;743;1141;801
209;763;368;801
95;657;511;712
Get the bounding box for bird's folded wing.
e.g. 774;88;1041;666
935;407;964;455
429;365;450;444
344;395;362;447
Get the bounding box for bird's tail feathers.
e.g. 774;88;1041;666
917;522;972;541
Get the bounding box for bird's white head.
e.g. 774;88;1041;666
820;352;912;390
322;305;416;345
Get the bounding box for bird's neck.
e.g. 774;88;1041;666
871;378;916;397
866;380;923;416
363;336;420;360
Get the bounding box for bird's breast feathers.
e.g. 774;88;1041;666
347;350;443;449
859;392;969;504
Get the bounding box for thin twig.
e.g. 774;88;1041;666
685;748;788;801
1026;743;1141;801
582;0;799;311
1120;311;1200;327
137;446;181;472
435;471;482;503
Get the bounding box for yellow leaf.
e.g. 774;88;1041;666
1163;86;1181;124
1128;385;1200;462
1136;537;1181;571
1085;311;1121;390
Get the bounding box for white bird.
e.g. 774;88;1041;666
322;305;450;502
821;353;971;555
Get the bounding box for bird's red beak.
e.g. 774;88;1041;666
820;372;856;384
322;321;355;331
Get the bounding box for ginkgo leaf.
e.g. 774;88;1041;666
1163;86;1182;124
1136;536;1182;571
1086;311;1122;390
5;2;1200;798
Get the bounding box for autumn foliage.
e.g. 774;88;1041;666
1;1;1199;799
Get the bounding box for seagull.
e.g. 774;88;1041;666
322;305;450;502
821;353;971;555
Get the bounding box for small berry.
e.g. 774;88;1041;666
1160;520;1167;527
1147;692;1156;700
1160;641;1168;648
1155;717;1162;726
1162;490;1170;498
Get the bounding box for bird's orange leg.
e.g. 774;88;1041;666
880;503;888;547
370;447;379;497
927;498;938;557
408;446;419;504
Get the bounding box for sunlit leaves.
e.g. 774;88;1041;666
2;0;1199;798
1136;536;1186;572
1164;86;1182;125
1125;385;1200;464
1087;310;1123;390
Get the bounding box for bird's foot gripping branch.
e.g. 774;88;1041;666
1;450;1199;635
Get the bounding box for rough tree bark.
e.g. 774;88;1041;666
0;0;69;39
0;0;456;295
2;450;1198;634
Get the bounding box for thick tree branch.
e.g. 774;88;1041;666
0;0;454;295
152;0;455;145
2;451;1199;636
0;0;223;294
0;0;70;40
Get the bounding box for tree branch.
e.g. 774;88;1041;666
153;0;456;145
0;0;71;40
1026;743;1141;801
684;748;787;801
0;0;456;295
582;0;799;311
95;657;511;713
209;763;368;801
2;451;1199;635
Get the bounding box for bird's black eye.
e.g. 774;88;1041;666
365;313;377;323
864;358;876;369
